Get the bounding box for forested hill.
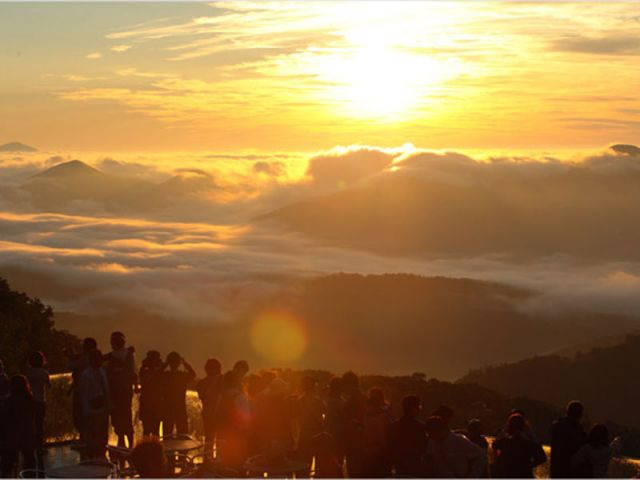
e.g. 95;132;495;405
0;277;79;373
459;334;640;431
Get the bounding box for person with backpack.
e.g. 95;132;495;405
492;413;546;478
104;331;136;448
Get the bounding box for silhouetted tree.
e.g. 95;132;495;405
0;277;80;373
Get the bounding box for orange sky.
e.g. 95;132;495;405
2;2;640;152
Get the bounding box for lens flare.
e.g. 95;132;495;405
250;312;307;364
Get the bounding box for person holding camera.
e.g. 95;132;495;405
161;352;195;436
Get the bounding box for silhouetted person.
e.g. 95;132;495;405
233;360;249;382
341;371;366;478
550;400;587;478
465;418;489;477
25;351;50;450
431;404;454;429
79;349;110;459
66;337;97;441
196;358;222;454
465;419;488;450
104;331;136;448
388;395;428;477
293;376;325;466
216;371;251;470
161;352;195;436
571;424;622;478
312;432;343;478
253;377;293;454
131;438;168;478
1;375;36;477
324;376;345;463
424;415;487;478
362;387;392;477
492;413;546;478
138;351;164;437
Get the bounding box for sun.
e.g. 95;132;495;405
312;21;464;121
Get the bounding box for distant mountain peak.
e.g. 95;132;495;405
0;142;37;152
34;160;101;179
611;144;640;156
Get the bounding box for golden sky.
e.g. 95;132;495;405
2;2;640;152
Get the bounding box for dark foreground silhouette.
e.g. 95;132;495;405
0;278;628;478
0;334;625;478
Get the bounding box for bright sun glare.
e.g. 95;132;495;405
307;4;466;121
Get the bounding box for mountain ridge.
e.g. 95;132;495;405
0;142;37;152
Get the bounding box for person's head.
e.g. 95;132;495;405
266;377;289;398
10;374;32;398
507;413;526;436
402;395;421;418
510;408;525;417
588;424;609;448
89;349;103;369
467;418;483;437
233;360;249;378
300;376;317;395
110;331;126;350
424;415;448;441
566;400;584;421
431;404;454;426
82;337;98;353
144;350;162;368
367;387;387;408
204;358;221;378
131;438;167;478
341;371;359;394
29;351;46;369
166;351;182;370
328;376;342;397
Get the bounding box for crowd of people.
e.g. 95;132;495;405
0;331;625;478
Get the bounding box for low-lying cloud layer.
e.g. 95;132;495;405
3;144;640;372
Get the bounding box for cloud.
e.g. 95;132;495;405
304;145;408;190
85;52;102;60
111;44;132;53
253;161;285;177
550;35;640;55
